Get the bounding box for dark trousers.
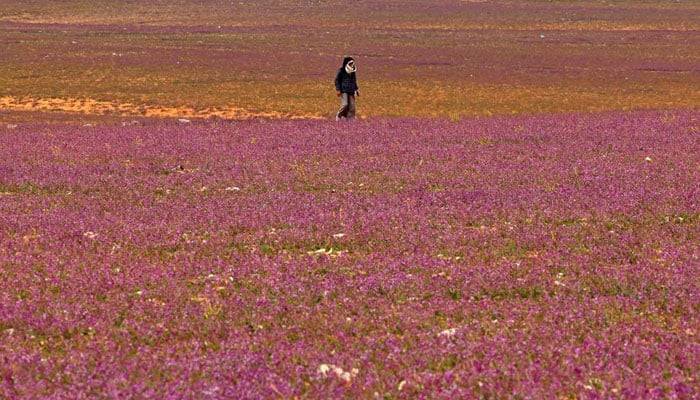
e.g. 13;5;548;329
336;93;356;119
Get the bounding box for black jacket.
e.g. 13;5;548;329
335;57;359;94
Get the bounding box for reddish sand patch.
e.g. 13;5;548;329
0;96;322;120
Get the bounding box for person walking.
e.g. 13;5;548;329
335;56;359;120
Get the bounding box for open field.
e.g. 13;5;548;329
1;111;698;398
1;1;699;398
1;0;699;123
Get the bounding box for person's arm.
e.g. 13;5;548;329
334;69;342;95
353;74;359;97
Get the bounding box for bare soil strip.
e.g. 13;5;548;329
0;96;322;120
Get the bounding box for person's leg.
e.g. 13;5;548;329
347;95;356;119
336;93;349;120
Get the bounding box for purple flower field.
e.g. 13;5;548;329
1;111;698;398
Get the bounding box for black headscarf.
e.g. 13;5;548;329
342;56;354;68
342;56;356;74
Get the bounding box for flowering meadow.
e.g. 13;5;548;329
1;110;698;398
1;0;698;123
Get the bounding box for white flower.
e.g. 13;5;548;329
83;231;98;239
317;364;359;383
317;364;331;376
307;248;345;257
311;248;329;254
202;386;220;396
438;328;458;337
338;371;352;383
644;156;652;162
332;233;345;239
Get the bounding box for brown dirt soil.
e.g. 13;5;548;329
0;96;322;121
